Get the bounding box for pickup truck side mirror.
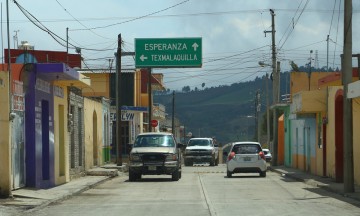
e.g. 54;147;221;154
177;143;186;149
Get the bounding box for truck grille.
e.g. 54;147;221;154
142;154;166;165
186;150;211;156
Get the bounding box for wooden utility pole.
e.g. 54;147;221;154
172;91;175;135
264;9;278;165
116;34;122;166
343;0;354;193
148;68;152;132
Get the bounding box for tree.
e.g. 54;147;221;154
202;83;205;89
182;86;191;93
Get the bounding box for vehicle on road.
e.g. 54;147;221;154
184;137;219;166
226;142;267;177
262;148;272;162
128;132;182;181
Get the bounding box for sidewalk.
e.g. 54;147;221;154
0;164;127;216
269;165;360;202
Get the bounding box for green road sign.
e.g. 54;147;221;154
135;38;202;68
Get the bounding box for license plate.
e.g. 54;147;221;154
244;157;251;162
148;166;156;171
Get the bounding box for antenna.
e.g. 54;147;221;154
315;50;319;69
13;30;19;48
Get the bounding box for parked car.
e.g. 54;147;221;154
226;142;267;177
128;132;182;181
262;148;272;162
183;137;219;166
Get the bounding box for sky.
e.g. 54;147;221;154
2;0;360;91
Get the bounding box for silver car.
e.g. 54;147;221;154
226;142;267;177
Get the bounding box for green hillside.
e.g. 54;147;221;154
154;73;289;145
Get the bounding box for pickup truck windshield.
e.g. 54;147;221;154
134;135;175;147
188;139;211;147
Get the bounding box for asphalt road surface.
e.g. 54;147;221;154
31;164;360;216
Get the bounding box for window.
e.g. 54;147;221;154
232;144;261;154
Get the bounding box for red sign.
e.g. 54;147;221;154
151;120;158;127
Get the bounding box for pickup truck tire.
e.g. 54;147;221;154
184;160;192;166
129;170;138;182
172;169;180;181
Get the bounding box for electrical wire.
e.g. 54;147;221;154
71;0;190;31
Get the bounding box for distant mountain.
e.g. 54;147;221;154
154;71;298;145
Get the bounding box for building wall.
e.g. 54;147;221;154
290;116;316;174
82;73;110;98
84;98;104;170
102;98;111;164
25;76;55;188
0;71;11;196
353;98;360;185
278;115;284;165
290;72;335;96
326;86;342;179
68;89;85;179
53;84;69;185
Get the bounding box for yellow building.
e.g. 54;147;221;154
287;69;360;185
0;69;11;197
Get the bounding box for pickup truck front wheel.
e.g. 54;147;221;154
172;169;180;181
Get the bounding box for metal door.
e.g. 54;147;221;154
12;112;26;189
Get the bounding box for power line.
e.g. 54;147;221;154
70;0;190;31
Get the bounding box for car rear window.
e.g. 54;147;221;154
232;144;261;154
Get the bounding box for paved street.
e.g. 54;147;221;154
17;164;360;216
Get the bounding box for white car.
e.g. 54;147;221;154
226;142;267;177
262;148;272;162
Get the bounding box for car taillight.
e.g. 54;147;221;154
228;152;236;161
259;151;266;160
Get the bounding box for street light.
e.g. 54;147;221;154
258;61;270;147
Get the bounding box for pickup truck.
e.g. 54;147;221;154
183;138;219;166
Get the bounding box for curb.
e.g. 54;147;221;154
23;176;114;214
269;166;360;203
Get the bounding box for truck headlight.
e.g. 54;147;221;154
166;154;177;161
130;154;141;161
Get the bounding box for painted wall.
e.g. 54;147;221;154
290;116;316;174
102;99;111;163
290;72;335;96
353;98;360;185
82;73;110;98
0;70;11;196
53;83;69;185
278;115;284;165
25;75;55;189
84;98;104;170
326;86;342;179
284;106;292;167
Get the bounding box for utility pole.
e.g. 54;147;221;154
343;0;354;193
264;9;278;165
255;90;261;142
266;73;270;147
148;68;152;132
327;35;329;72
172;91;175;135
116;34;123;166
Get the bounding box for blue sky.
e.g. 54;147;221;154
3;0;360;90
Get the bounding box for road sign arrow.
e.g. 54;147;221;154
140;54;148;62
192;43;199;51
